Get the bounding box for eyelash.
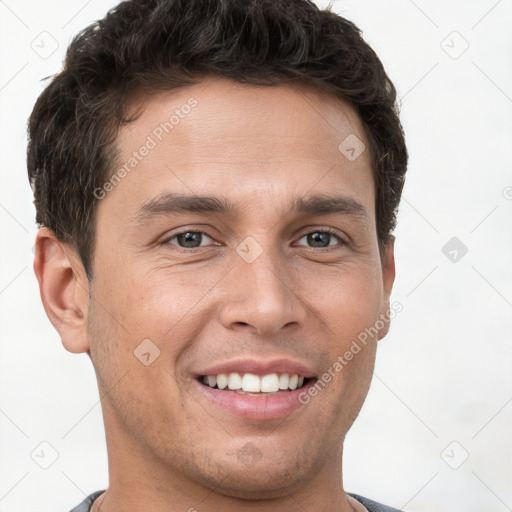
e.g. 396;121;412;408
162;227;347;250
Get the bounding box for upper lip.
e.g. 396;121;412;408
194;357;317;379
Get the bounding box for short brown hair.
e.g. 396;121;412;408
27;0;408;279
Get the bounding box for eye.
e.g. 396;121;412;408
165;230;215;249
295;229;345;248
163;228;345;250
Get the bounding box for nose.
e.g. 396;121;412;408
218;244;308;337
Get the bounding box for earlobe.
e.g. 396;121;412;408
378;238;396;340
33;228;91;354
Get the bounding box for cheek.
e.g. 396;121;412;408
93;256;218;332
302;261;384;330
131;267;224;339
301;263;382;406
89;264;227;384
86;287;187;430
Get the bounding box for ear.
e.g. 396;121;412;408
33;227;91;353
377;236;396;340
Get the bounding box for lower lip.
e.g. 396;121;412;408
194;379;316;420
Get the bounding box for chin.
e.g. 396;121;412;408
185;444;320;500
204;469;306;500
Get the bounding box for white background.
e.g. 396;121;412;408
1;1;511;511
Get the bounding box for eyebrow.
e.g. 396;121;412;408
130;192;368;224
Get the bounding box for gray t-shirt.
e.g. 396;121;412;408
69;490;404;511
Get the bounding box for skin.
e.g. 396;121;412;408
34;77;395;512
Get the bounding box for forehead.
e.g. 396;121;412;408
117;76;370;165
101;77;374;223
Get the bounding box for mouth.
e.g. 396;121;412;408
197;372;314;395
193;369;318;420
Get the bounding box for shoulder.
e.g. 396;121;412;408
68;491;105;512
349;493;404;512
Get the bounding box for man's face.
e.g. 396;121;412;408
86;77;394;497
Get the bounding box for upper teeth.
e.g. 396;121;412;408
202;373;305;392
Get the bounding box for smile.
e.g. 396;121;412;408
199;372;311;394
194;367;317;420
